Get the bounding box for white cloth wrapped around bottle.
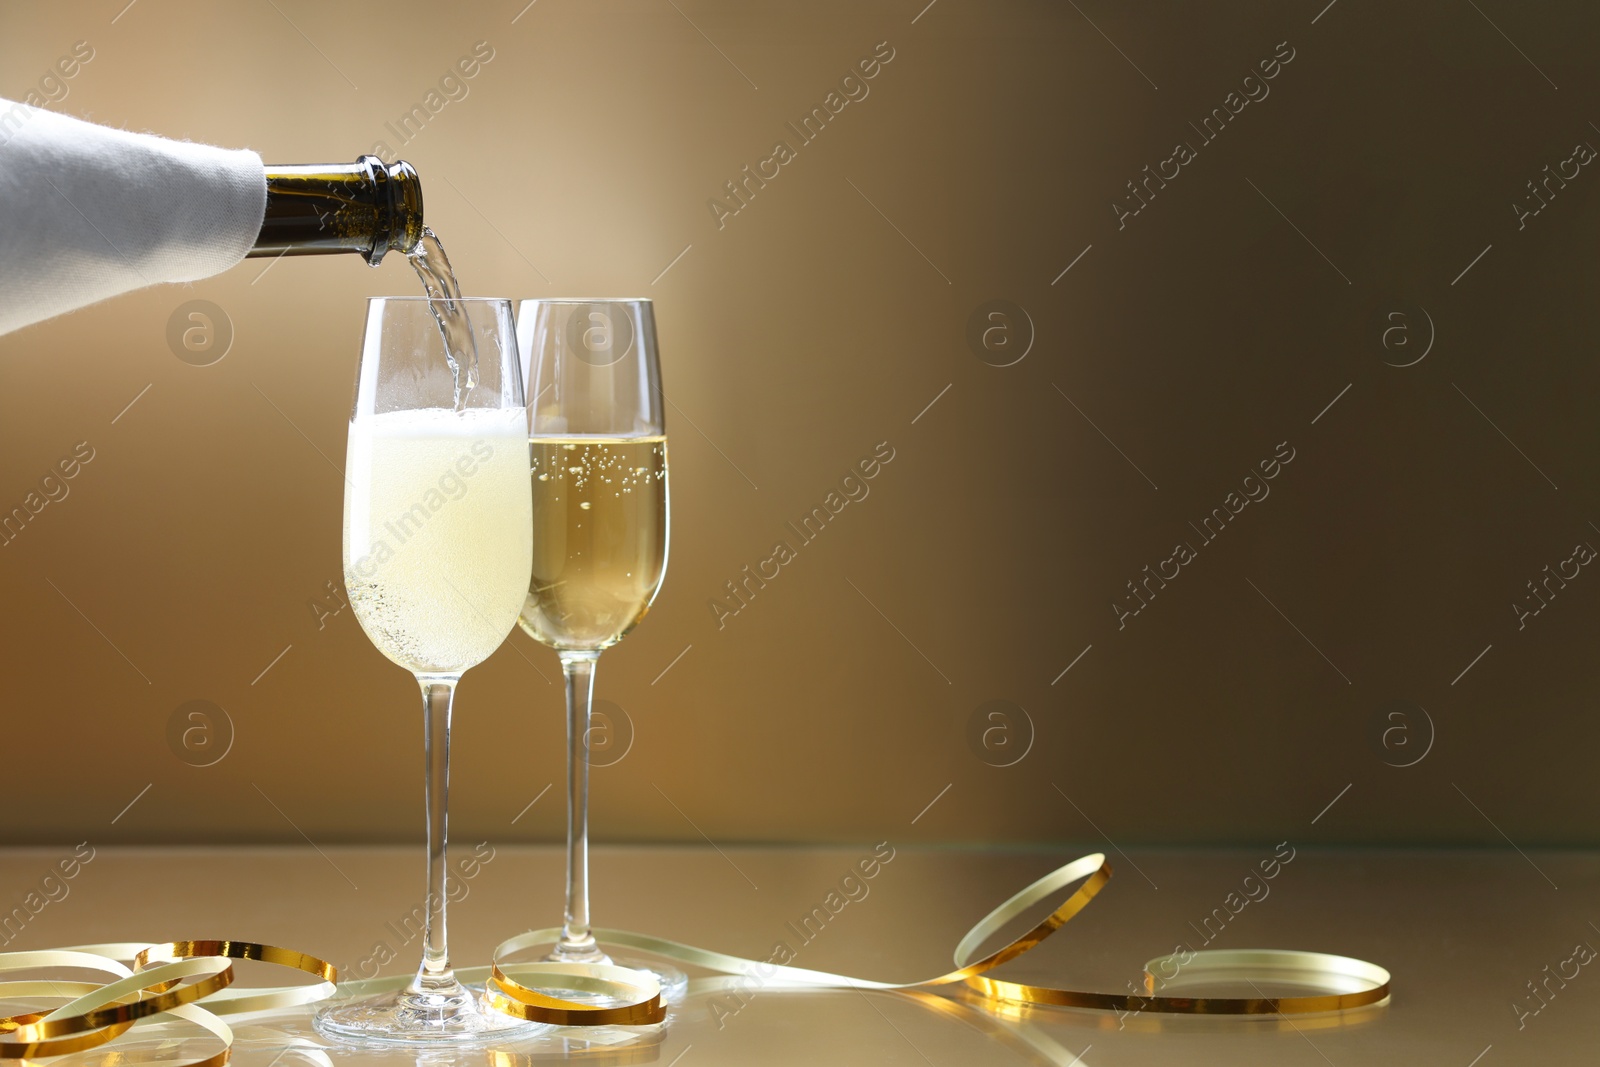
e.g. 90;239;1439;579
0;99;265;336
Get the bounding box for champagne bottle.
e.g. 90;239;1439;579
0;98;427;336
250;156;424;265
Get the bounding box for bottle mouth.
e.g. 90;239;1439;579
360;155;424;263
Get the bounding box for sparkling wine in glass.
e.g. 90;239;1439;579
516;298;684;999
315;296;537;1044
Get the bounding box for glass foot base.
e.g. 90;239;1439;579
615;957;688;1004
536;949;689;1007
315;987;545;1046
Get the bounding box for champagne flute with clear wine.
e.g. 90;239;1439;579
315;296;538;1044
516;298;685;1000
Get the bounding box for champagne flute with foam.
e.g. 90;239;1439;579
315;296;537;1044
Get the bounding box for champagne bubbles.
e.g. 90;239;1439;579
966;299;1033;367
166;699;234;767
583;699;635;767
565;304;636;367
1368;699;1434;768
965;699;1034;767
166;300;233;366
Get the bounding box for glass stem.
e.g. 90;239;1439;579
409;673;468;1003
556;650;605;961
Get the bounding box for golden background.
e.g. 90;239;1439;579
2;0;1597;846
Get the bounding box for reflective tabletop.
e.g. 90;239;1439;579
0;843;1583;1064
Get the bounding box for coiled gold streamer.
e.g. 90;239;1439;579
487;852;1390;1024
0;940;332;1063
0;852;1390;1061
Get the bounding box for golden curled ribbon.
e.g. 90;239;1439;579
0;940;334;1064
0;853;1391;1062
486;948;666;1026
484;852;1391;1026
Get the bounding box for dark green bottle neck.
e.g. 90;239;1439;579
248;156;423;265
